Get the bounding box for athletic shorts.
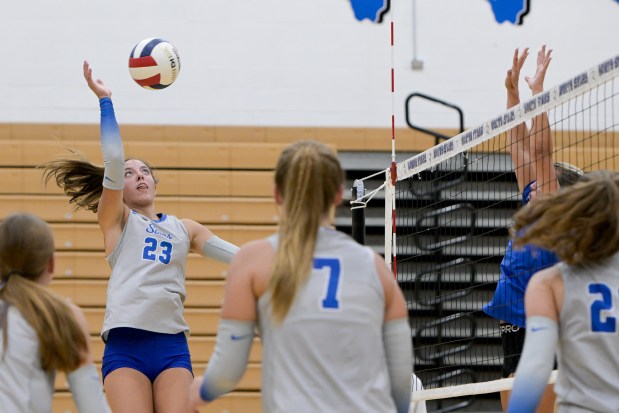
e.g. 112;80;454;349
500;322;557;378
500;322;525;378
102;327;193;383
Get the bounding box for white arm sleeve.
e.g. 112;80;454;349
202;236;240;264
384;318;413;413
507;316;558;413
67;363;111;413
200;319;254;402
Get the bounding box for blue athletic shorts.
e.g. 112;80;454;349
102;327;193;383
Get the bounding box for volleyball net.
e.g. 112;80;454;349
354;53;619;409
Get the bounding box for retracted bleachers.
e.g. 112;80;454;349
4;123;614;412
1;123;432;413
0;124;320;413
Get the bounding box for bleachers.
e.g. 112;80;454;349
0;123;434;413
5;122;616;412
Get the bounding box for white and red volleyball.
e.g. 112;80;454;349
128;38;180;90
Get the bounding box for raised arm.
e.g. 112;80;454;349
83;61;129;254
505;48;533;192
525;45;559;195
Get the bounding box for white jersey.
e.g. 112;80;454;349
258;227;396;413
0;302;55;413
102;210;191;339
555;252;619;413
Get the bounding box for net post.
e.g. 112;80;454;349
384;169;395;272
351;180;366;245
389;162;397;278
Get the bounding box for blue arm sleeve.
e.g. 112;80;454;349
507;316;558;413
99;97;125;191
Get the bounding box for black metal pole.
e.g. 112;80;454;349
351;179;366;245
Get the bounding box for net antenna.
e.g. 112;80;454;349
389;53;619;410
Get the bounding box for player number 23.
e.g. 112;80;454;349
142;237;173;264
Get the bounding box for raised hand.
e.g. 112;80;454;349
83;60;112;99
525;45;552;95
505;47;529;109
505;47;529;97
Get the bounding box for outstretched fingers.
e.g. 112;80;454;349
516;47;529;71
526;45;552;94
506;47;529;93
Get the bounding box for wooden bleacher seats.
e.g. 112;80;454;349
82;308;222;335
0;167;274;197
0;123;438;151
49;223;275;251
0;194;278;225
50;279;225;308
53;251;233;279
0;140;286;169
3;123;615;413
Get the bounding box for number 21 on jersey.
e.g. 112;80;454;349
314;257;342;311
589;283;619;333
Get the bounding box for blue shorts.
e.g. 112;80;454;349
102;327;193;383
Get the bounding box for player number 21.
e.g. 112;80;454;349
589;283;617;333
314;257;341;310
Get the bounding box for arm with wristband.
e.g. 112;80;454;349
83;61;124;194
99;96;124;192
83;60;129;252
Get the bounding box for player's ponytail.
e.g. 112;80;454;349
0;213;86;372
513;170;619;266
40;155;106;213
40;154;158;213
269;141;343;323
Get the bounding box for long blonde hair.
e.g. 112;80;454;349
513;170;619;266
0;213;86;372
269;141;344;323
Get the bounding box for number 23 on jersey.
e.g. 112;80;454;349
142;236;173;264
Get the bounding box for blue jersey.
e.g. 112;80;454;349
483;181;558;327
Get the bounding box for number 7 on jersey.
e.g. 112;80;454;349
314;257;342;310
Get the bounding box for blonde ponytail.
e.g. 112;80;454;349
269;141;343;323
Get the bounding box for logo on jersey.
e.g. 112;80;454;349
230;334;252;341
146;223;174;240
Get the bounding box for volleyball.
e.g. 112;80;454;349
128;38;181;90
